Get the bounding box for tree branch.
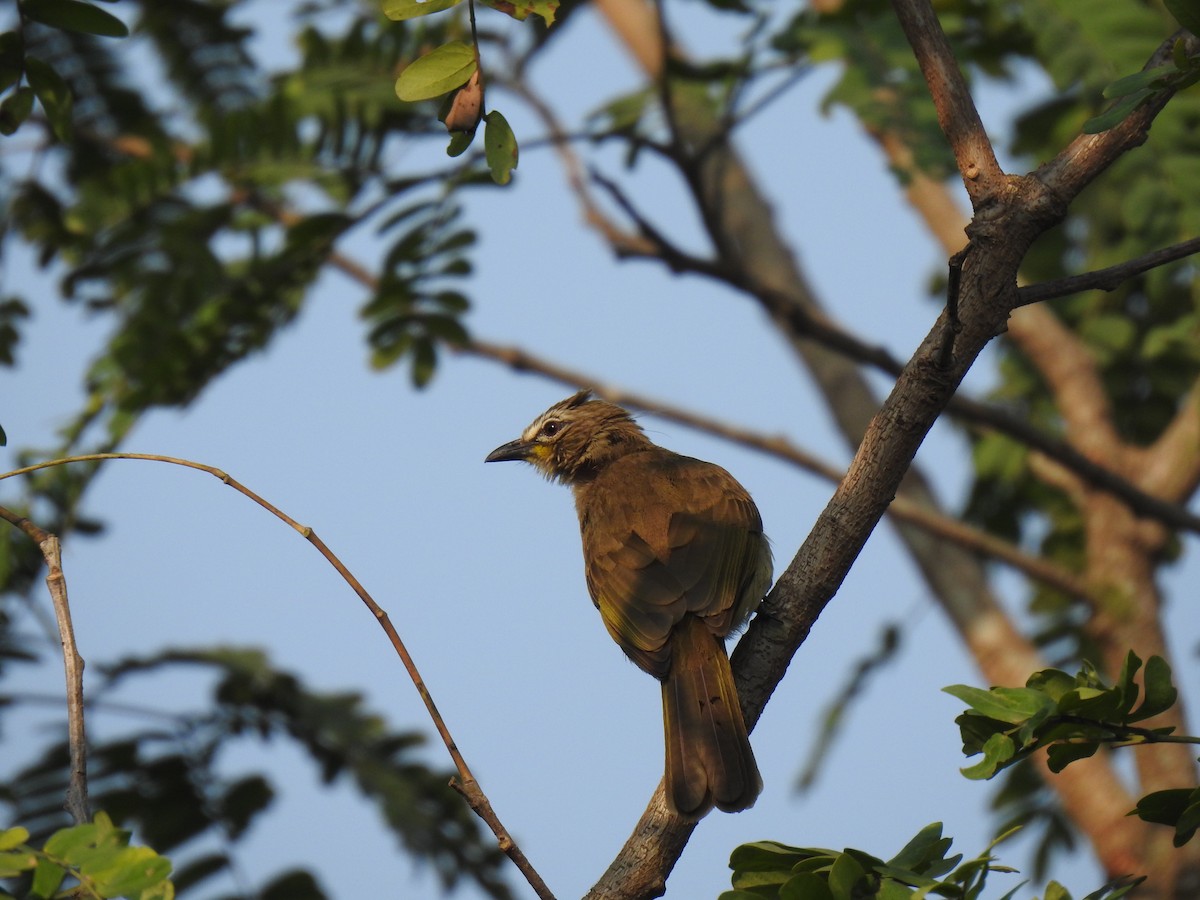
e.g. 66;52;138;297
1016;236;1200;307
557;154;1200;536
889;0;1004;201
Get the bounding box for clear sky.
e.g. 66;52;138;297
3;3;1197;899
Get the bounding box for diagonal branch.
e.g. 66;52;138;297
1036;31;1199;204
578;8;1190;898
557;137;1200;534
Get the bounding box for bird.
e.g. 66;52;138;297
485;390;772;818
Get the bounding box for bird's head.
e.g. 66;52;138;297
485;390;648;484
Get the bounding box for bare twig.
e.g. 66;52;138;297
0;457;555;900
0;506;90;824
1017;236;1200;307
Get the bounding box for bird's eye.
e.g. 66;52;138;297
541;420;561;437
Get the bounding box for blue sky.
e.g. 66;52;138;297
3;2;1198;898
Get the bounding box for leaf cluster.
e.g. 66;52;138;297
387;0;543;183
0;813;172;900
945;652;1181;781
721;822;1140;900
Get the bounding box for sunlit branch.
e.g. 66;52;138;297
889;0;1003;202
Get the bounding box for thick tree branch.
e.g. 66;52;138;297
1142;379;1200;503
1006;307;1124;461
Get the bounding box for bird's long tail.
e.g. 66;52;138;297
661;615;761;818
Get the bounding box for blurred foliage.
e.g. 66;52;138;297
0;647;513;899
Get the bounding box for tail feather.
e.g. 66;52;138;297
662;616;761;818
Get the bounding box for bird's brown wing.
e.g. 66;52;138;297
580;452;768;678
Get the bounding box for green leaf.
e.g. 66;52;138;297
729;840;811;874
1174;792;1200;845
1080;877;1147;900
1046;741;1099;772
22;0;129;37
0;86;35;135
943;685;1050;724
1082;89;1153;133
0;828;28;851
1102;64;1174;99
887;822;946;871
961;732;1015;780
779;872;835;900
446;129;474;157
395;42;477;102
382;0;464;20
0;849;36;878
483;110;518;185
24;56;73;141
827;852;867;900
89;846;173;896
480;0;559;25
411;337;437;387
1026;668;1076;702
0;32;22;93
1130;787;1200;846
1165;0;1200;36
1130;655;1177;722
31;857;67;897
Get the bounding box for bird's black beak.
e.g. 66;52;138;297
485;439;533;463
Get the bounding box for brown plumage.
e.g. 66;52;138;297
486;390;772;818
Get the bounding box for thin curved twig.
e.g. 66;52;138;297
0;456;555;900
